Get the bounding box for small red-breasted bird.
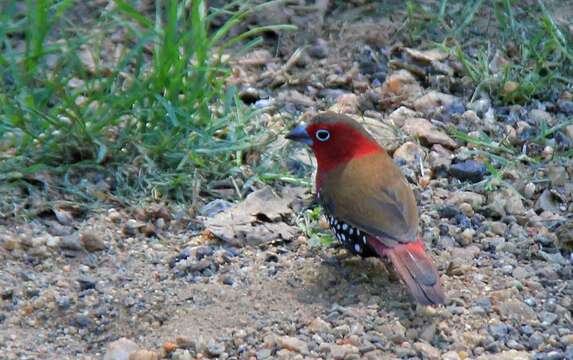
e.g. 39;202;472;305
286;112;446;305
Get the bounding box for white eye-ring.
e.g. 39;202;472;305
315;129;330;142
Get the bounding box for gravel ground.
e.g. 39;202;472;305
1;1;573;359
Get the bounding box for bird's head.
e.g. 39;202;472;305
286;112;382;174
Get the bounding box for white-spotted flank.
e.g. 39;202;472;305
325;214;369;256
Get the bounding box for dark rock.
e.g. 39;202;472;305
222;276;234;286
78;277;97;291
447;101;466;115
521;325;534;336
60;234;83;251
239;87;261;105
455;213;472;229
484;341;501;353
489;323;510;340
169;248;192;268
474;297;492;312
225;247;241;257
195;246;214;260
56;296;72;310
0;313;6;323
438;206;460;219
529;332;544;350
433;165;450;178
438;223;449;236
449;160;487;182
71;315;94;328
357;46;387;82
309;39;329;59
25;289;40;298
265;253;279;262
206;339;225;356
557;100;573;114
1;289;13;300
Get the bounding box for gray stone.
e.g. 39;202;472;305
449;160;487;182
172;350;193;360
535;190;561;213
413;342;440;360
541;312;559;327
206;339;225;357
499;299;537;324
489;323;510;340
103;338;139;360
529;332;544;350
565;345;573;359
543;350;565;360
256;348;273;359
60;234;83;251
538;251;567;265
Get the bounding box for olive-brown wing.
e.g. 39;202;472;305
319;151;419;247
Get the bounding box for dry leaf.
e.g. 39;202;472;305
204;186;308;246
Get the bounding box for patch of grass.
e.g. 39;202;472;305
402;0;573;105
449;127;528;191
0;0;296;204
533;117;573;146
297;206;335;248
449;128;518;157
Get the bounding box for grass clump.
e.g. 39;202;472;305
0;0;295;204
402;0;573;105
297;206;335;249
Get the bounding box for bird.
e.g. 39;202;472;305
286;112;446;305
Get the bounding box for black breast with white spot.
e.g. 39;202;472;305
325;212;376;257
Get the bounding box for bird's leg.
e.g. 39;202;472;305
380;256;400;283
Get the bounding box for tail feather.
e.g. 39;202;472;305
371;239;446;305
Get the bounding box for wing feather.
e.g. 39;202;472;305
318;151;418;247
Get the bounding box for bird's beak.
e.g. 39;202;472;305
286;123;312;145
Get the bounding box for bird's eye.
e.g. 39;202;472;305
315;129;330;142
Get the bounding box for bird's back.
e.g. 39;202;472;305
318;151;419;247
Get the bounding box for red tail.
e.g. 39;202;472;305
370;239;446;305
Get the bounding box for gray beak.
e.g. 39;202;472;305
285;124;312;145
